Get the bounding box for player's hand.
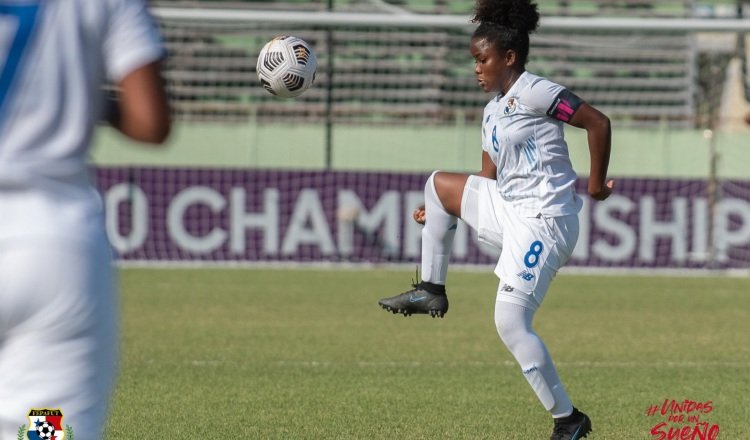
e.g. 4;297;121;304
413;205;426;225
589;179;614;201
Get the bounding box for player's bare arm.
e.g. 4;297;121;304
112;60;171;144
568;102;613;201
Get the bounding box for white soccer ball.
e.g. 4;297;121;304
256;36;317;98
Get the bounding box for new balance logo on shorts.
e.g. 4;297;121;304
517;270;535;281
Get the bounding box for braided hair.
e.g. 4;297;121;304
472;0;540;67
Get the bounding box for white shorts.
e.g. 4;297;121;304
460;175;579;310
0;190;117;440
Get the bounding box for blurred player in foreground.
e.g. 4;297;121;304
0;1;169;438
378;0;612;438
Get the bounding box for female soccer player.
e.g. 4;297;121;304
378;0;612;439
0;1;170;438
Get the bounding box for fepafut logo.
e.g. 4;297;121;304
18;408;74;440
645;399;720;440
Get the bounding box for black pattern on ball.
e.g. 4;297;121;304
262;51;285;72
292;44;311;65
260;78;277;95
283;73;305;92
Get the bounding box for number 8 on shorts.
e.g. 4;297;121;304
524;240;544;268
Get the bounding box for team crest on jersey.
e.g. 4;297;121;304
503;97;518;115
22;408;71;440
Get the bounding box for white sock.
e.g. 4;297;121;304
494;300;574;418
420;171;457;285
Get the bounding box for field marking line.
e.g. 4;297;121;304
262;360;750;369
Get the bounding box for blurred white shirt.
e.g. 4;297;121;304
0;0;163;191
0;0;163;240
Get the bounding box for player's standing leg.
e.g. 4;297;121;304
492;211;591;440
495;301;591;439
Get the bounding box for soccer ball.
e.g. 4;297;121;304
256;36;317;98
36;421;55;439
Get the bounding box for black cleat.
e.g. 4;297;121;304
550;408;592;440
378;283;449;318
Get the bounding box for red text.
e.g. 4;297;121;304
650;422;720;440
660;400;713;416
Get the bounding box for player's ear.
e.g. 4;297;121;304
504;49;516;67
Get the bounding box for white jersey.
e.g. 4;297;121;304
481;71;582;218
0;0;163;191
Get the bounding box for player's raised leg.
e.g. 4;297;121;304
378;171;468;318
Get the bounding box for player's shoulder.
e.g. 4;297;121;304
66;0;129;10
95;0;149;15
516;71;567;113
519;71;564;97
102;0;143;7
59;0;135;20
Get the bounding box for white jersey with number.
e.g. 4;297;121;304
0;0;163;192
0;0;163;240
481;71;582;218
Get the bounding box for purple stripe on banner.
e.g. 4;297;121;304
95;168;750;269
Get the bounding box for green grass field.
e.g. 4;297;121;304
104;268;749;439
